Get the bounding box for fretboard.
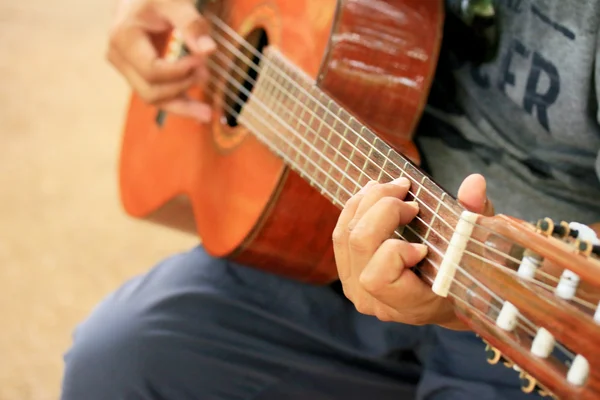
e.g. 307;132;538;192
239;48;464;251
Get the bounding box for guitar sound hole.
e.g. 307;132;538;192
224;27;269;128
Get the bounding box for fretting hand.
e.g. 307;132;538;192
107;0;215;122
332;173;494;330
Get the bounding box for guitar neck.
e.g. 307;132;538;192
239;47;464;246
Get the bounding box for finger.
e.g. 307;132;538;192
359;239;438;324
109;46;200;104
108;46;154;96
109;47;211;121
333;181;378;284
158;95;212;122
359;239;428;292
348;196;420;278
348;177;412;231
457;173;495;216
154;0;216;54
111;26;204;84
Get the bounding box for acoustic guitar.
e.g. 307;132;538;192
117;0;600;398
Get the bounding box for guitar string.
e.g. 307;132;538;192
198;63;576;362
205;17;596;309
202;31;596;313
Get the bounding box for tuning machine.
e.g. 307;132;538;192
535;218;600;257
481;340;557;398
519;370;538;393
483;341;513;367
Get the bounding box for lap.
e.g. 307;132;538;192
60;246;540;400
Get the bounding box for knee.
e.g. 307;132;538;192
60;248;244;399
60;250;204;398
60;293;154;399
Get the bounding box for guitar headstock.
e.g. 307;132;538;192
442;212;600;399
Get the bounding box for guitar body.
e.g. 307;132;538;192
119;0;444;283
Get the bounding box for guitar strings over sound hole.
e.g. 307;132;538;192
223;27;269;128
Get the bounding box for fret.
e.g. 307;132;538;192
261;67;279;143
289;85;305;166
333;109;353;202
313;91;326;136
425;192;445;241
360;127;376;186
376;141;391;182
291;100;315;175
331;106;347;190
281;70;305;167
264;67;277;104
310;108;325;182
283;77;303;156
241;64;264;133
340;117;357;190
333;179;344;204
269;73;293;162
323;101;341;191
364;132;389;182
342;145;358;195
415;175;427;199
301;88;319;176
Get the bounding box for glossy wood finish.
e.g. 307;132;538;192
318;0;444;165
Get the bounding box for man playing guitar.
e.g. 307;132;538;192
60;0;600;399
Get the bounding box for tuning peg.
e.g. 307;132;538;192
519;371;538;394
575;239;593;256
535;218;580;239
484;344;504;365
519;371;558;398
554;220;577;239
574;239;600;257
535;217;555;237
482;341;516;368
567;222;600;257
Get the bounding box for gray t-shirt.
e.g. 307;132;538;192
419;0;600;226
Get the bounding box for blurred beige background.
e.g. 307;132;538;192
0;1;197;399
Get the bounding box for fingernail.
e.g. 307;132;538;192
405;201;419;212
390;177;411;188
357;180;377;195
196;36;216;53
411;243;428;257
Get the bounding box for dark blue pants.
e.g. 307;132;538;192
60;246;539;399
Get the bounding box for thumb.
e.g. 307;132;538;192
457;174;495;216
154;0;216;54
